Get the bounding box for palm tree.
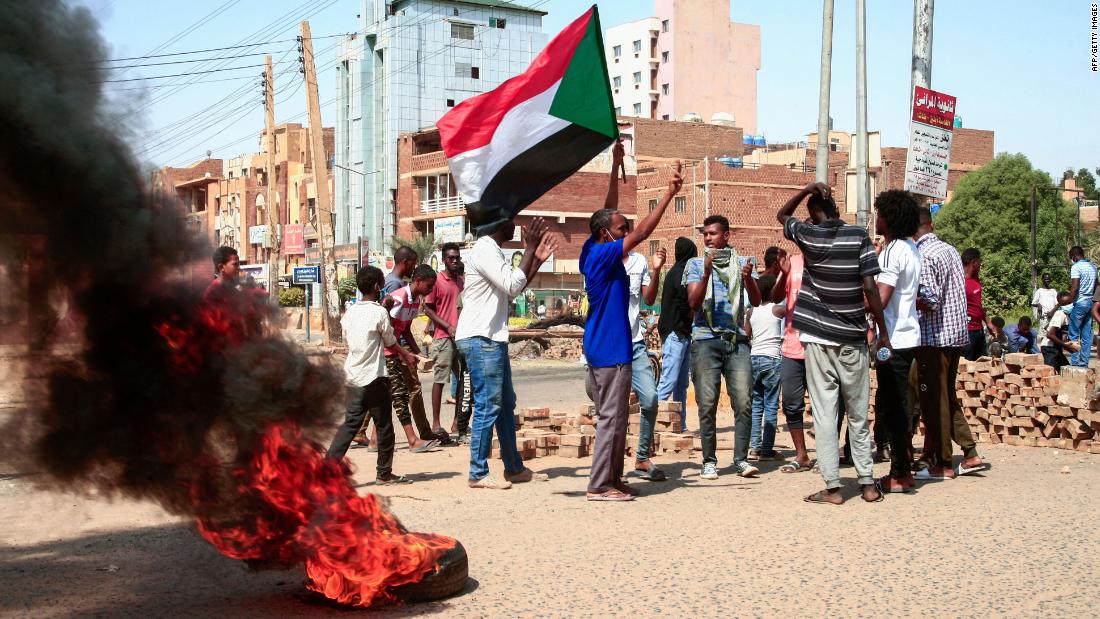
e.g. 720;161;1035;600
390;233;437;264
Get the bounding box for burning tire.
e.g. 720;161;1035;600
391;540;469;603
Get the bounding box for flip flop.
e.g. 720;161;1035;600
956;461;989;476
410;439;440;453
780;461;813;473
630;464;667;482
803;490;842;505
861;481;885;503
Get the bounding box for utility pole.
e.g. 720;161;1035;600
854;0;870;229
911;0;934;97
262;55;279;291
815;0;834;184
300;20;340;345
1030;185;1038;293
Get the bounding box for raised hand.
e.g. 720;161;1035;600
612;139;625;163
741;261;753;280
650;247;666;271
524;216;548;249
668;160;683;195
778;252;791;275
536;233;558;262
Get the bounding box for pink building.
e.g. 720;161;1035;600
604;0;760;133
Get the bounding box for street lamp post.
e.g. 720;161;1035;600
1076;194;1085;247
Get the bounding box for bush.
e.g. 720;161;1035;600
278;287;305;307
338;276;357;306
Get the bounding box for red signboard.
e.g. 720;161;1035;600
282;224;305;255
911;86;956;130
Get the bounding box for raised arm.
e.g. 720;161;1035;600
771;252;790;305
622;162;683;257
604;140;625;210
777;182;830;226
641;248;665;306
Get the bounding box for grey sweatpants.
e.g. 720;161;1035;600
586;364;632;494
804;342;874;489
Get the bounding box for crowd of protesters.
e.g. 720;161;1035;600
204;140;1100;503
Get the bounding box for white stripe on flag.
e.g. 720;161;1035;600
449;79;569;205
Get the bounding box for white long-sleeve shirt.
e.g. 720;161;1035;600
342;300;397;386
456;235;528;342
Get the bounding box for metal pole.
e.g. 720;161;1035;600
305;283;311;343
1030;185;1038;293
855;0;870;228
815;0;834;184
911;0;934;97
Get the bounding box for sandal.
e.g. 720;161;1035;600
956;460;989;476
803;489;842;505
410;439;440;453
780;461;813;473
586;489;635;502
861;482;885;503
629;463;667;482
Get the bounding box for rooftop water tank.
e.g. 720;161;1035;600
680;112;702;123
742;134;754;145
752;135;766;147
718;156;743;168
710;112;736;127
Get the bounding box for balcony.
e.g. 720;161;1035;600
411;151;447;173
420;195;465;215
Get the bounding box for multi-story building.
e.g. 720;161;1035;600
604;0;760;133
333;0;548;254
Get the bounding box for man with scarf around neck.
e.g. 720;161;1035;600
684;215;762;481
656;237;699;427
778;182;890;505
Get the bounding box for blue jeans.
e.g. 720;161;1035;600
749;355;781;453
656;331;691;428
1068;298;1093;367
690;337;753;466
457;337;524;480
631;341;659;461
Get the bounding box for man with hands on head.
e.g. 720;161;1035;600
778;181;890;505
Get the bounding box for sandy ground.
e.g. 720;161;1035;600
2;359;1100;618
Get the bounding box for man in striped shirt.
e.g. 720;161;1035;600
778;182;890;505
913;207;986;479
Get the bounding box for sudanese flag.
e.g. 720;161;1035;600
437;5;618;234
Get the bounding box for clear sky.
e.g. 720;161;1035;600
84;0;1098;179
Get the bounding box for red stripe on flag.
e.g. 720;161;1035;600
438;6;594;157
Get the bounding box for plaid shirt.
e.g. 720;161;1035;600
916;233;969;348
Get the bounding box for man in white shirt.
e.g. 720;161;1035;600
872;190;922;493
625;247;666;481
456;217;557;489
1031;273;1058;333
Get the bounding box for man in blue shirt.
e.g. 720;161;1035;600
581;159;682;502
1003;316;1039;354
1066;245;1097;366
685;215;762;481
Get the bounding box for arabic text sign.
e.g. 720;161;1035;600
911;85;956;130
282;224;305;255
904;122;953;199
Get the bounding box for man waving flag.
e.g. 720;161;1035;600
437;5;618;234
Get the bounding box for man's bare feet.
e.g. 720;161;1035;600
804;488;844;505
960;455;982;469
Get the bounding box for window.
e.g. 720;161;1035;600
662;114;670;120
489;17;506;29
453;8;459;16
662;83;669;95
648;198;658;213
633;102;642;115
613;45;621;58
633;71;641;85
662;51;669;63
471;66;479;79
613;76;621;88
649;240;659;255
662;19;669;32
674;196;686;212
446;99;455;107
455;62;470;77
633;40;642;53
450;23;474;40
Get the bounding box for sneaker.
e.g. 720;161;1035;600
700;462;719;480
468;475;512;489
504;468;548;483
735;461;760;478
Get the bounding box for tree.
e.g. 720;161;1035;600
935;153;1076;316
390;233;437;264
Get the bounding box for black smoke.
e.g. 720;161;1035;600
0;0;343;539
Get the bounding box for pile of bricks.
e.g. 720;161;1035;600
955;353;1100;454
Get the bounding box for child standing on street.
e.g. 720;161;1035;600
746;274;785;461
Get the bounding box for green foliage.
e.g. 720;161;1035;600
390;234;437;264
935;153;1076;316
278;286;305;307
337;276;357;306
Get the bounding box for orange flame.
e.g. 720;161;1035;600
196;423;455;607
